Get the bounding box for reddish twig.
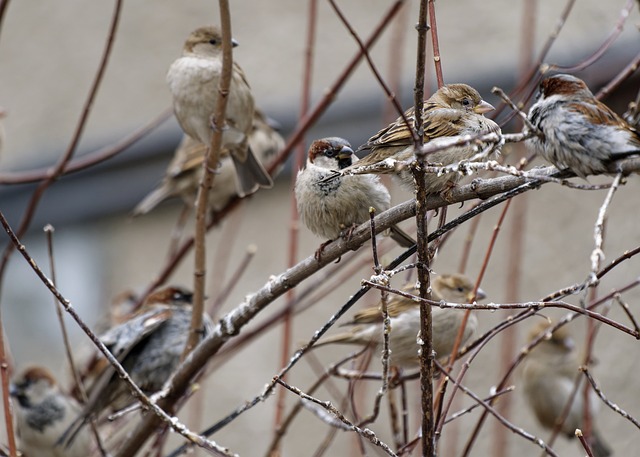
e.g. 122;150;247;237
186;0;234;357
427;0;443;87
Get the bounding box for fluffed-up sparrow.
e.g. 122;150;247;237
167;26;273;197
11;366;91;457
295;137;415;259
526;73;640;177
59;286;213;447
520;320;611;457
315;273;485;368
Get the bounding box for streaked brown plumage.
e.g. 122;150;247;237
133;108;283;215
332;84;500;193
167;26;273;197
315;274;485;368
59;287;213;447
527;74;640;178
11;367;91;457
295;137;415;257
521;320;611;457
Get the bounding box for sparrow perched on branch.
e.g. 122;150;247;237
11;367;91;457
59;286;213;447
295;137;415;258
133;108;284;215
327;84;500;193
526;73;640;177
520;320;611;457
315;273;485;368
167;26;273;197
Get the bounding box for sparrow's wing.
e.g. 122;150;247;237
359;106;417;152
565;100;626;129
99;305;174;360
167;138;207;178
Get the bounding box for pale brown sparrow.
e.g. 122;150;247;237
332;84;500;193
315;273;485;368
11;367;91;457
133;108;284;215
526;73;640;177
60;286;213;446
295;137;414;259
167;26;273;197
521;320;611;457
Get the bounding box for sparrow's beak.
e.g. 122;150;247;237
231;38;239;48
474;100;495;114
466;287;486;302
337;146;355;169
337;146;355;161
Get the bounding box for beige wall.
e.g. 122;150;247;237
1;1;639;456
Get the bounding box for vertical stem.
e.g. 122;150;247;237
273;0;318;443
185;0;233;356
427;0;444;87
413;1;433;455
493;3;537;452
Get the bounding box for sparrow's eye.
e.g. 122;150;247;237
462;98;471;107
325;148;337;158
456;286;465;293
208;38;219;45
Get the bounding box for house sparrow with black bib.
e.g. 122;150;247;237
167;26;272;197
315;273;485;368
133;108;284;215
11;367;91;457
521;320;611;457
59;286;213;447
527;73;640;177
331;84;500;193
295;137;415;259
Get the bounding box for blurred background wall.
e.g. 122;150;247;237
0;1;639;456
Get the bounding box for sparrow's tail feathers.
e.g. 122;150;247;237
131;186;172;216
231;146;273;198
589;430;612;457
56;415;87;449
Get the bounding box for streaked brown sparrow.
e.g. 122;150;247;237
133;108;284;215
167;26;272;197
526;73;640;177
315;273;485;368
333;84;500;193
521;320;611;457
60;286;213;446
295;137;414;259
11;366;91;457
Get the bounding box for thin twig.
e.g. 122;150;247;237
614;293;640;334
436;362;559;457
582;366;640;429
44;225;107;456
186;0;234;358
589;173;622;279
274;378;398;456
0;108;173;185
427;0;443;87
574;429;595;457
547;0;635;73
